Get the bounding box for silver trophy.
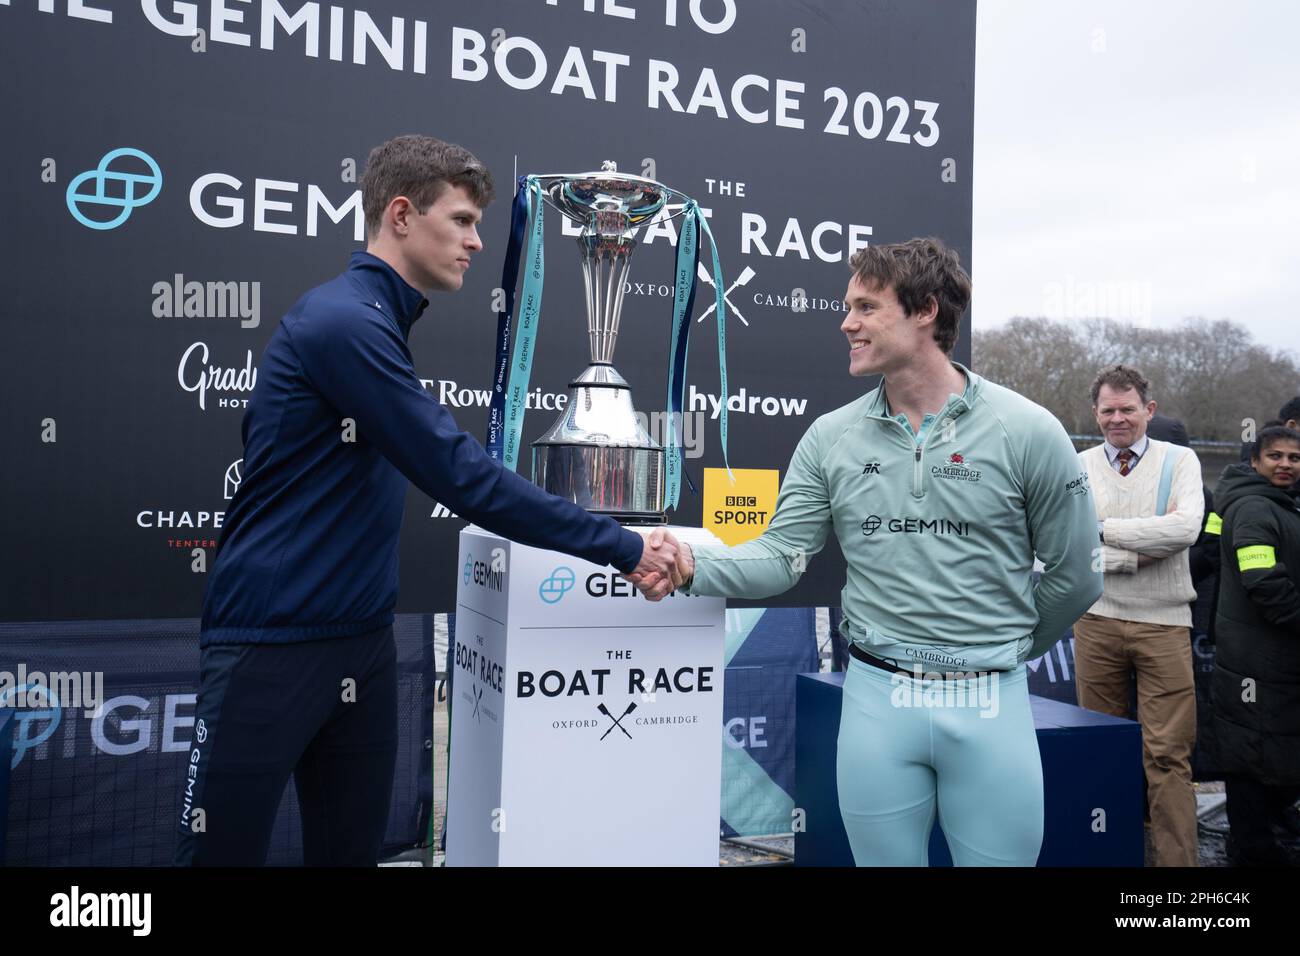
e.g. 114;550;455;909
529;162;690;525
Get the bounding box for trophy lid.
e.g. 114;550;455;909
534;162;681;226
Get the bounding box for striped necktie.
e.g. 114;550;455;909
1117;449;1135;476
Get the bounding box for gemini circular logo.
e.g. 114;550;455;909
861;515;882;536
539;566;576;604
65;147;163;231
0;684;63;770
463;557;474;586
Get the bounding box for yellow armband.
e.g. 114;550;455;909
1237;545;1276;572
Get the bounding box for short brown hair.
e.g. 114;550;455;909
847;237;971;354
1090;363;1151;405
361;135;495;239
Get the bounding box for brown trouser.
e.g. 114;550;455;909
1073;613;1198;867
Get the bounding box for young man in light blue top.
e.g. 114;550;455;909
634;237;1103;865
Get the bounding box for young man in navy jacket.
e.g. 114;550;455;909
174;136;680;866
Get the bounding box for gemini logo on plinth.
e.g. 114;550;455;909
539;566;576;604
465;558;504;591
66;148;162;231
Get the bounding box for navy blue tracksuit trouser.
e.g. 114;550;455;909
173;625;397;866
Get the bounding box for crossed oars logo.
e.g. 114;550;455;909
696;264;755;326
597;701;637;740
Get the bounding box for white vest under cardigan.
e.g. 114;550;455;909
1078;439;1204;628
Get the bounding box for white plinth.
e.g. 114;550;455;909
446;525;725;866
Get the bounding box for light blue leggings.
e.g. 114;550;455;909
836;657;1044;866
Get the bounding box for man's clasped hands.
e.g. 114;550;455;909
623;528;695;601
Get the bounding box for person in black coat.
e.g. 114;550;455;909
1282;399;1300;494
1280;397;1300;432
1209;425;1300;865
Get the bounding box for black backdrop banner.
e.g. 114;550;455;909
0;0;975;619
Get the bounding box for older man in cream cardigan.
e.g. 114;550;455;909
1075;363;1204;867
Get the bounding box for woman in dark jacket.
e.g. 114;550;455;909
1210;425;1300;865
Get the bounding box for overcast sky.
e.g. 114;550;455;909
972;0;1299;350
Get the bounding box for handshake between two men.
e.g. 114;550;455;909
623;528;695;601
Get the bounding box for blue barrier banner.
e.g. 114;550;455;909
720;607;817;838
0;616;434;866
0;709;11;867
1024;632;1079;704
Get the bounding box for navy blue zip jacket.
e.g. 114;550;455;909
200;252;644;645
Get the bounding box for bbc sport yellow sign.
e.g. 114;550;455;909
703;468;781;546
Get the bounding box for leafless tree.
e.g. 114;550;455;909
973;317;1300;440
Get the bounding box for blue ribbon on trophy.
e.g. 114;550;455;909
486;163;731;522
664;202;698;508
698;211;731;488
665;201;732;508
487;176;539;466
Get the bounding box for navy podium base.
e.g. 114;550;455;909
795;672;1144;866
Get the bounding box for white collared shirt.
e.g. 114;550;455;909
1103;434;1149;474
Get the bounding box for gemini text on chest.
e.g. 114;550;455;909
49;886;151;936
